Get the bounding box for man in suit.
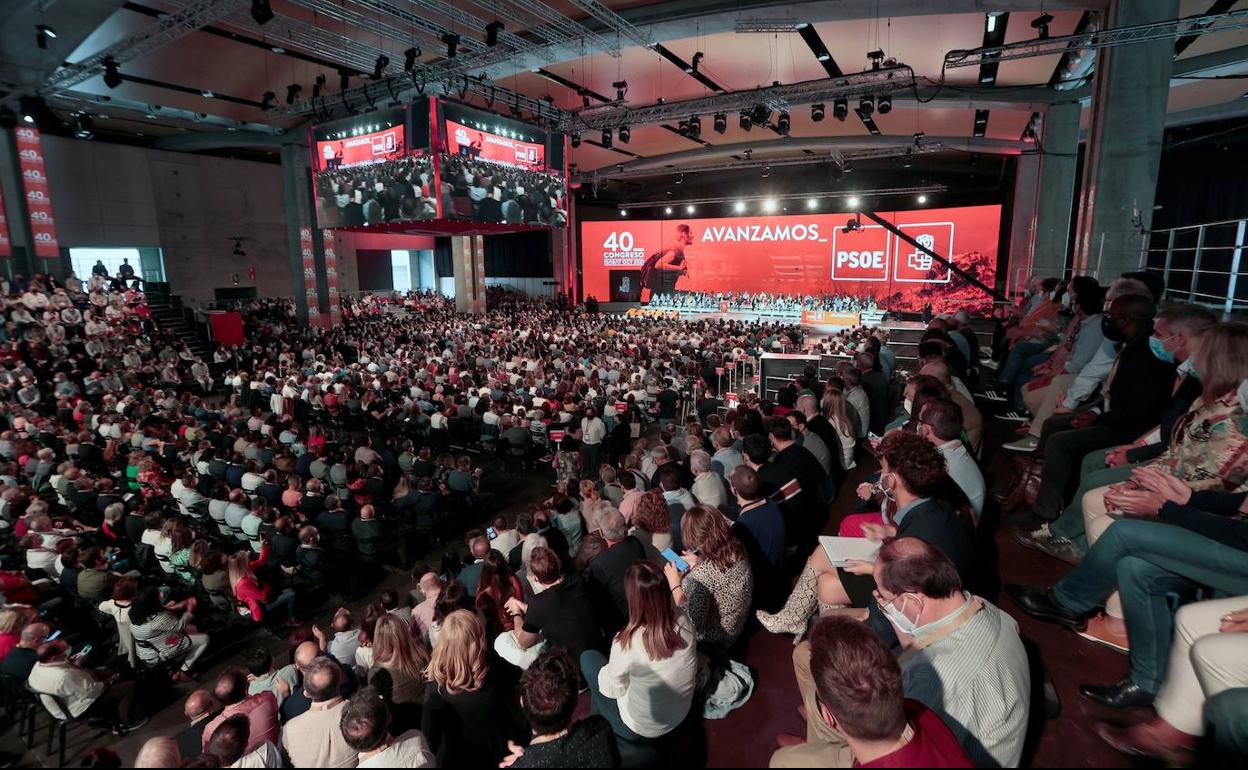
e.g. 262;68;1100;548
587;508;648;637
455;535;491;596
856;351;892;436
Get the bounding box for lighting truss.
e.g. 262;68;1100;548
945;8;1248;67
291;0;482;55
580;142;945;184
461;0;622;55
45;92;282;134
733;19;808;34
563;66;914;132
615;184;946;210
40;0;249;95
560;0;653;50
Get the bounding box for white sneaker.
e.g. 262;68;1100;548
976;389;1008;402
997;411;1029;422
1003;436;1039;452
979;358;999;371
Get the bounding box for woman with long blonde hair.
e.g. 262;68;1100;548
421;610;526;767
369;612;430;730
820;388;858;471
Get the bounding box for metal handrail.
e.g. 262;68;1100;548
1140;218;1248;318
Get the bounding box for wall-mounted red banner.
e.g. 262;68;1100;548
13;127;60;258
299;227;321;325
0;181;12;258
322;229;341;326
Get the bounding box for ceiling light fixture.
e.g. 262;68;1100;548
734;201;746;213
485;21;504;47
832;97;848;121
665;206;673;215
601;128;612;148
806;198;818;210
858;94;874;116
686;204;696;214
442;32;460;59
777;110;790;134
713;112;727;134
285;83;301;104
618;124;630;143
260;91;276;109
811;103;825;122
846;195;860;208
404;47;421;72
739;111;752;131
917;194;928;204
1031;13;1053;40
250;0;274;25
35;24;56;49
762;199;777;213
373;54;389;80
877;94;892;114
103;58;122;89
312;73;326;98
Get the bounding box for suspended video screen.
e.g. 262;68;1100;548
435;100;568;227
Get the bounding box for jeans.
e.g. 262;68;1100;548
1032;414;1134;519
1052;520;1248;693
1048;456;1137;545
998;341;1047;389
1011;351;1052;410
265;588;297;622
580;650;651;744
1206;688;1248;761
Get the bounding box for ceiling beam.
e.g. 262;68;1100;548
1172;42;1248;80
1164;98;1248;128
152;127;304;151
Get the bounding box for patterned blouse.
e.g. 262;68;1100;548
682;556;753;653
1154;391;1248;490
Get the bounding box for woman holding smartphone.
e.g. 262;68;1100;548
664;504;753;655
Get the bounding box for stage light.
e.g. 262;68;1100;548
20;104;34;124
846;195;860;208
734;201;746;213
618;124;631;144
877;94;892;114
103;58;122;89
858;95;874;116
917;194;928;204
902;149;913;168
811;103;825;122
688;115;701;139
686;205;696;214
713;112;727;134
986;11;1003;33
338;68;350;91
665;207;673;215
761;165;770;178
373;54;389;80
260;91;276;110
612;80;629;102
570;132;581;148
832;97;847;121
442;33;460;59
806;198;818;210
485;21;504;47
270;46;285;54
689;52;704;74
285;84;301;104
313;73;326;98
1032;13;1053;40
777;110;790;134
201;89;215;98
404;47;420;72
739;111;752;131
251;0;274;25
35;24;56;49
762;199;777;213
73;112;94;139
579;89;591;108
830;163;844;181
601;128;612;148
751;103;771;126
620;209;628;217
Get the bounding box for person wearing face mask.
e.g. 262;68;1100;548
757;432;976;639
773;538;1028;769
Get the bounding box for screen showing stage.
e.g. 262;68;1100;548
444;118;545;169
312;107;407;172
314;153;437;228
580;204;1001;314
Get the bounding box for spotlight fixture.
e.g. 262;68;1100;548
713;112;727;134
404;47;420;71
201;89;215;98
686;204;696;214
688;51;704;74
842;216;861;233
739;111;752;131
260;91;277;110
858;94;874;116
777;110;790;134
868;49;886;70
830;162;844;181
688;115;701;139
485;20;504;47
601;128;612;148
570;132;581;148
232;239;246;257
846;195;860;208
373;54;389;80
902;149;913;168
338;68;350;91
877;94;892;114
1032;13;1054;40
103;57;122;89
618;124;630;144
73;112;94;139
619;209;628;217
18;96;41;125
807;198;818;210
734;201;746;213
675;174;684;185
762;199;777;213
811;103;825;122
917;194;928;204
750;103;770;126
665;207;673;215
250;0;274;25
285;83;302;104
578;88;591;108
832;97;848;121
313;73;326;98
441;32;460;59
612;80;628;102
761;164;771;178
35;24;56;49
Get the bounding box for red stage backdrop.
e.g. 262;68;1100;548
580;204;1001;314
13;127;61;259
314;125;406;172
444;119;544;169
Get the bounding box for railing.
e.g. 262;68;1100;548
1139;218;1248;317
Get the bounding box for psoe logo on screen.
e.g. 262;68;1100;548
892;222;954;283
601;231;646;266
514;145;538;165
370;130;397;156
830;225;890;282
454;127;470;147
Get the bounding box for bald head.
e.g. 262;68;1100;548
294;640;321;669
184;689;220;721
419;572;443;599
796;394;818;417
19;622;50;648
919;360;952;386
135;737;181;769
469;536;490;560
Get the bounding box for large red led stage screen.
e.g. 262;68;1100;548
580;204;1001;314
444;119;545;169
314;125;406;171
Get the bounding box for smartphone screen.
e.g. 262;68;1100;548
46;630;62;642
661;548;689;573
486;527;498;540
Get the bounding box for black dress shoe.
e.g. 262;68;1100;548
1079;679;1154;709
1004;584;1088;631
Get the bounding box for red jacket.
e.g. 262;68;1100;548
232;544;273;621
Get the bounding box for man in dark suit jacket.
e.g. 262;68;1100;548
587;510;648;637
857;352;892;436
455;536;491;596
175;689;222;761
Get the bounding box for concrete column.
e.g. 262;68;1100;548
1008;151;1040;294
279;142;326;324
1031;101;1081;280
451;235;486;313
1072;0;1180;280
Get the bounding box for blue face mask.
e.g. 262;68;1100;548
1149;335;1176;363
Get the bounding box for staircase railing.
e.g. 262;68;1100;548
1139;217;1248;318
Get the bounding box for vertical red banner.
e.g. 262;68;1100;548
321;229;341;326
0;182;12;258
299;227;320;325
12;127;60;258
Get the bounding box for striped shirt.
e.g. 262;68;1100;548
901;597;1031;768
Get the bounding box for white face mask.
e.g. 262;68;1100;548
903;398;913;415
